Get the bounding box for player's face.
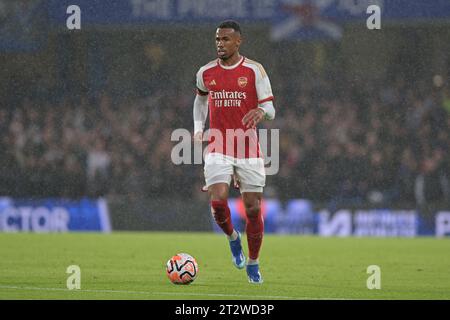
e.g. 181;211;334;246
215;28;241;60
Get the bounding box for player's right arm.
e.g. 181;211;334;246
193;94;208;142
193;68;209;142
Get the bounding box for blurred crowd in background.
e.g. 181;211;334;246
272;76;450;208
1;73;449;208
1;10;450;209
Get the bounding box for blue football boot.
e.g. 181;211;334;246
229;231;246;269
246;264;263;284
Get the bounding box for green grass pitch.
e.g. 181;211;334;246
0;232;449;300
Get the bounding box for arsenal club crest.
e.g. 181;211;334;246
238;77;248;88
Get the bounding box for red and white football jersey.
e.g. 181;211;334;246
196;56;274;159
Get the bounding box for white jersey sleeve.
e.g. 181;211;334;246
258;100;275;120
255;65;274;104
244;59;274;104
196;67;208;93
193;94;208;134
194;63;214;133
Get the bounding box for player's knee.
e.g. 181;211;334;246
244;201;261;219
208;184;229;201
211;199;228;214
210;194;228;202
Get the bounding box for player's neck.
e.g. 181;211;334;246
219;53;242;67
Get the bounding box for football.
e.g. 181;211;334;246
166;253;198;285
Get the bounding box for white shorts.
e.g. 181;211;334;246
204;153;266;193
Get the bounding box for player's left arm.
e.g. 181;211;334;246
242;63;275;129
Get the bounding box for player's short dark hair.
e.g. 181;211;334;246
217;20;242;34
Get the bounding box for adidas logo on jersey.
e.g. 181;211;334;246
209;80;216;86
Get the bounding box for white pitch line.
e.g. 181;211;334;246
0;285;350;300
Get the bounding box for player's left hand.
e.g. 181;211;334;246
242;108;265;129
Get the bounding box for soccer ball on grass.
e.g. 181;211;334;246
166;253;198;285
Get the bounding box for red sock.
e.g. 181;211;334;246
246;209;264;260
211;200;234;236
